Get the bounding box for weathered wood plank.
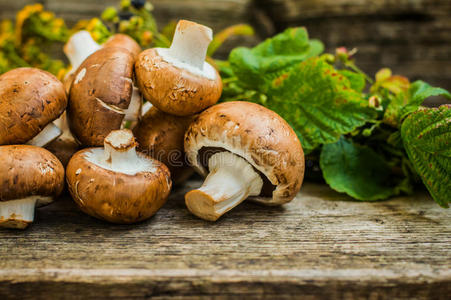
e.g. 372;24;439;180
0;181;449;298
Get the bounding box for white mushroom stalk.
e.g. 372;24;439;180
0;196;52;229
141;101;153;116
26;122;62;147
185;152;263;221
156;20;217;79
85;129;154;175
123;86;143;122
64;31;101;76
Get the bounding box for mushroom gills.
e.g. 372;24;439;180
0;196;51;229
198;146;276;197
26;122;62;147
84;129;155;175
185;151;263;221
156;20;217;79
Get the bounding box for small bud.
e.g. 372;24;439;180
369;96;382;110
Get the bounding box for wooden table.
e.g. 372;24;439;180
0;181;449;299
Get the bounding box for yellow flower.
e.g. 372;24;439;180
40;11;54;22
53;18;64;28
15;4;44;45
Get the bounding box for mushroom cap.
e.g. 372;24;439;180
135;48;222;116
0;145;65;204
103;34;142;59
44;137;80;167
184;101;305;205
133;107;194;185
0;68;67;145
66;149;172;224
68;47;135;146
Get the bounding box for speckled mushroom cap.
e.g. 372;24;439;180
135;48;222;116
68;47;135;146
0;145;65;203
0;68;67;145
184;101;305;205
103;34;142;59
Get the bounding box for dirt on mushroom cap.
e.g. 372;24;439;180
0;68;67;145
184;101;305;205
0;145;64;202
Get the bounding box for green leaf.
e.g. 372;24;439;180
320;138;409;201
229;27;323;91
384;80;451;127
401;105;451;207
338;69;366;93
263;58;376;153
207;24;254;57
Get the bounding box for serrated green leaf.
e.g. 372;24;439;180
384;80;451;127
229;27;323;91
263;58;376;153
401;105;451;207
320;138;410;201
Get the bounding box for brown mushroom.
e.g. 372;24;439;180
184;101;305;221
63;31;142;95
133;106;195;185
66;129;172;224
135;20;222;116
44;137;80;167
0;68;67;146
103;34;142;59
104;35;143;122
0;145;64;229
67;47;141;146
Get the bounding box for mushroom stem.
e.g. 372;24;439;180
167;20;213;70
123;86;142;122
141;101;153;116
0;197;39;229
103;129;140;172
64;31;101;76
26;122;62;147
185;152;263;221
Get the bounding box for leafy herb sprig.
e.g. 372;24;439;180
219;27;451;207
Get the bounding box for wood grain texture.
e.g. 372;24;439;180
0;180;449;299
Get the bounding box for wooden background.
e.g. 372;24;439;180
0;0;450;105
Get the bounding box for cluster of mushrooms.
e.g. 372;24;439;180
0;20;305;229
